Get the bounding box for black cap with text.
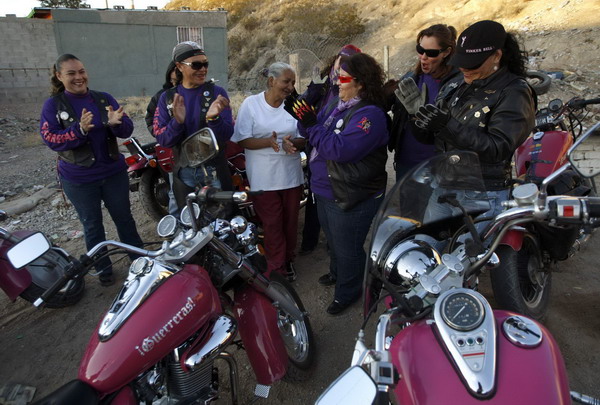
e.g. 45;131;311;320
450;20;506;69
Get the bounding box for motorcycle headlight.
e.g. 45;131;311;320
383;239;442;287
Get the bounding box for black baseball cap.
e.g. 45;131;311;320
450;20;506;69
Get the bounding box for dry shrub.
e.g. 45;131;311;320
164;0;263;25
119;96;150;118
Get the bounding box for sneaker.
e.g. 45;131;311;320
326;299;351;315
284;262;297;282
318;273;336;286
99;273;115;287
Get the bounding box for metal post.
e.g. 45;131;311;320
289;53;302;92
383;46;389;78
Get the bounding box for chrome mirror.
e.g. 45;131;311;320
180;127;219;168
568;122;600;178
7;232;52;269
315;366;377;405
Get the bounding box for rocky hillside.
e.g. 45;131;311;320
173;0;600;107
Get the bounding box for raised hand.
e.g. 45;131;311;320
395;77;427;115
79;108;95;133
172;93;186;124
207;94;230;120
107;105;124;127
284;96;317;128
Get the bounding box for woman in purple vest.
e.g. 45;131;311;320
39;53;143;286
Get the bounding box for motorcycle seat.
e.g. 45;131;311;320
32;379;99;405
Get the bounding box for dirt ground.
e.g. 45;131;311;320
1;108;600;403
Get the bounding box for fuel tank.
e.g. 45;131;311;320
515;130;572;180
79;264;222;394
390;310;570;405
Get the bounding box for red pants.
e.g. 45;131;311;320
252;186;302;274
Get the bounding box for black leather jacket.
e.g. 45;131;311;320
414;67;535;190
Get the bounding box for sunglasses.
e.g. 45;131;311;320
338;75;354;84
180;61;209;70
416;44;445;58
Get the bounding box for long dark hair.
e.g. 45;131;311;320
50;53;80;95
414;24;457;78
343;53;386;108
501;32;528;77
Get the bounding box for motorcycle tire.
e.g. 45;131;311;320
526;70;552;96
140;169;170;221
268;273;315;381
490;236;551;321
19;247;85;308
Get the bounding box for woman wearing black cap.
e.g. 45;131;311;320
412;19;535;218
153;41;234;210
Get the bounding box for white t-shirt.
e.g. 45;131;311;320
232;92;304;191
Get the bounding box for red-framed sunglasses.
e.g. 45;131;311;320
338;75;354;84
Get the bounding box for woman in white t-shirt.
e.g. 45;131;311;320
232;62;306;281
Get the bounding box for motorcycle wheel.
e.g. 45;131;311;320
490;235;551;320
268;273;315;381
19;247;85;308
139;169;170;221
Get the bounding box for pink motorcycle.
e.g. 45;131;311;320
0;210;84;308
11;129;314;404
318;123;600;404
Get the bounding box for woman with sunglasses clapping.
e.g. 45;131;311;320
153;41;234;210
284;53;389;316
388;24;461;180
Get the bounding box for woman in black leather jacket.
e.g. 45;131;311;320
413;20;535;218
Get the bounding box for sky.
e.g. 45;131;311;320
0;0;170;17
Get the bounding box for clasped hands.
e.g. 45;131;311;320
268;131;298;154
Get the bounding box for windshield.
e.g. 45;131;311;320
368;151;491;267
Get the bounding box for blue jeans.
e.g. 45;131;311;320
61;171;143;275
178;165;221;189
424;187;509;242
316;193;384;305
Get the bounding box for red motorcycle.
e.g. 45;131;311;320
17;129;315;404
0;210;84;308
491;96;600;319
318;124;600;404
123;137;174;221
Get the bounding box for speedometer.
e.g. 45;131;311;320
441;292;485;331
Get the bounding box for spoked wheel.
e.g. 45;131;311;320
490;235;551;320
140;169;170;221
268;273;315;381
20;247;85;308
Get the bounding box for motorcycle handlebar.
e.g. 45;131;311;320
197;187;264;204
568;97;600;109
34;255;90;307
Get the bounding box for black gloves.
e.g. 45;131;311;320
415;104;450;132
284;94;318;128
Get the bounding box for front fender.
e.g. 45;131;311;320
499;228;525;251
234;285;288;385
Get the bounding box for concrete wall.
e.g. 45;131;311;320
0;9;228;104
0;16;58;103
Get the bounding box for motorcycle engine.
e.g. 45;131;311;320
382;238;442;288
